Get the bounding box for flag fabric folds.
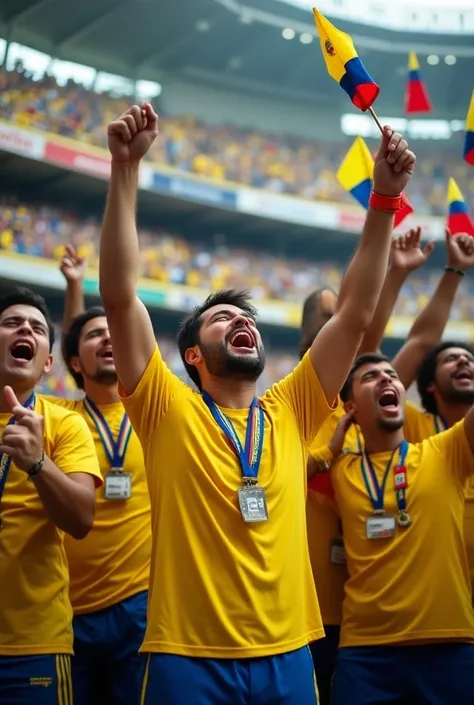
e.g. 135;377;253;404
447;178;474;236
337;137;414;228
313;8;379;112
464;90;474;167
405;52;432;114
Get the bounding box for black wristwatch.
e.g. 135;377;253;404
27;451;45;481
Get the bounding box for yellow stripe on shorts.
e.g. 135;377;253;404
140;654;151;705
55;655;73;705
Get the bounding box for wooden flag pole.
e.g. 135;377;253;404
368;106;384;135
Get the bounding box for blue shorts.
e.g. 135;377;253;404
72;590;147;705
309;625;340;705
0;654;72;705
332;643;474;705
140;645;319;705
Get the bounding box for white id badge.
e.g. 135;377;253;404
366;514;396;540
330;539;347;565
104;471;132;500
237;485;268;522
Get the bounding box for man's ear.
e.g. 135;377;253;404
343;400;356;415
184;346;202;368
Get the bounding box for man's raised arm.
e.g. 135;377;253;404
99;104;158;395
309;126;416;404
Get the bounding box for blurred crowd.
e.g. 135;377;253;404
1;198;474;320
0;65;473;216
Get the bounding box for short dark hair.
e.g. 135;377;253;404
63;306;107;390
300;288;337;359
340;352;391;402
177;289;258;390
0;286;55;351
417;341;474;415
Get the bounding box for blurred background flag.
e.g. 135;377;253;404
447;178;474;236
464;90;474;166
337;137;414;227
337;136;373;209
405;52;432;114
313;8;379;112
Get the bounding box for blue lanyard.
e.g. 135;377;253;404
83;397;132;468
434;415;448;434
0;393;36;501
201;392;264;480
361;440;409;514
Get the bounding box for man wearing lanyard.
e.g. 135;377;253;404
98;103;416;704
0;286;102;705
41;250;151;705
329;352;474;705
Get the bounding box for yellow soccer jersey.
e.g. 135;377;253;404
0;397;102;655
331;421;474;647
41;396;151;614
119;346;336;658
404;402;474;599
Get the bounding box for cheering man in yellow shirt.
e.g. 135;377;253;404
40;249;152;705
330;352;474;705
0;286;102;705
98;104;416;704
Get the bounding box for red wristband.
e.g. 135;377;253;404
369;191;402;213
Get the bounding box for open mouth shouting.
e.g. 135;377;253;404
98;346;114;364
452;367;474;387
377;387;400;417
227;328;256;354
9;339;35;365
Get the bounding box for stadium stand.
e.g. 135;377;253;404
1;64;473;216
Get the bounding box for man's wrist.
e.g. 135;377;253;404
369;191;402;212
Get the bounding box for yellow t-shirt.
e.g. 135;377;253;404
119;346;335;658
332;421;474;647
307;408;350;627
0;397;102;655
41;396;151;614
404;402;474;596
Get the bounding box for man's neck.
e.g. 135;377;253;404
201;378;257;409
0;385;35;413
83;380;120;405
363;427;405;455
436;400;471;429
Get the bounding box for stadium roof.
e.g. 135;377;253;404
1;0;472;114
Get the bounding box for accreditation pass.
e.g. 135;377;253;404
104;470;132;500
366;514;396;539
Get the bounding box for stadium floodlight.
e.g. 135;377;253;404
427;55;439;65
282;27;296;39
299;32;313;44
445;55;457;64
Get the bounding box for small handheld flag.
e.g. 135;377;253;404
447;178;474;236
405;52;432;115
337;137;414;228
464;90;474;167
313;8;379;112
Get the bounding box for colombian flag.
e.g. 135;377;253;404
405;52;432;114
313;8;379;112
464;90;474;167
447;178;474;236
337;137;414;228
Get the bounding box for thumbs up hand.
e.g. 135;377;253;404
0;386;44;472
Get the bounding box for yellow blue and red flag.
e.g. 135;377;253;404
313;8;379;112
464;90;474;167
337;137;414;227
448;178;474;236
405;52;432;114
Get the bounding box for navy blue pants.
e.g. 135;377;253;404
309;625;340;705
72;590;147;705
141;645;319;705
332;643;474;705
0;654;72;705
